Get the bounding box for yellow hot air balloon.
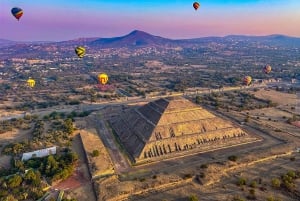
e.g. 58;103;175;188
27;78;35;88
75;46;86;58
243;76;252;86
98;73;108;85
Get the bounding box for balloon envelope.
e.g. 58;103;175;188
193;2;200;10
98;73;108;85
243;76;252;86
263;64;272;74
11;7;23;20
75;46;86;58
27;79;35;88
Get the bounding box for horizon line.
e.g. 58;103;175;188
1;30;300;43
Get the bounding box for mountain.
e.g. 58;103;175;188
89;30;177;48
0;39;18;47
1;31;300;49
0;39;53;48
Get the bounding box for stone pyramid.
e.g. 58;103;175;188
110;97;256;164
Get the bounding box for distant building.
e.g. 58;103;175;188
21;146;57;161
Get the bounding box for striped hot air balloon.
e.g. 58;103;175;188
193;2;200;10
75;46;86;58
98;73;108;85
27;78;35;88
263;64;272;74
11;7;23;21
243;76;252;86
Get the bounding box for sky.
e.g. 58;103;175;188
1;0;300;41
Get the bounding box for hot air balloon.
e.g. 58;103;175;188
263;64;272;74
193;2;200;10
243;76;252;86
98;73;108;85
75;46;86;58
27;78;35;88
11;7;23;21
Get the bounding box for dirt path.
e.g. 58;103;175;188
88;113;131;173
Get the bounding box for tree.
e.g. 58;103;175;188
3;194;18;201
7;174;23;188
189;195;199;201
63;118;74;135
92;150;100;157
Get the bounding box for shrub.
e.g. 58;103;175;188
249;181;257;188
200;164;208;169
92;150;100;157
237;177;247;186
228;155;238;162
271;178;281;188
232;195;245;201
184;173;193;179
189;195;198;201
286;170;296;179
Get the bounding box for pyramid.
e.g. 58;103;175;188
109;97;257;164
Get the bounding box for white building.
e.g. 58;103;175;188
21;147;57;161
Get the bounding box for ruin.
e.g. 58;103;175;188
109;97;258;164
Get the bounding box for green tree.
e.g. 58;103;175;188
63;118;74;135
189;195;199;201
7;174;23;188
92;150;100;157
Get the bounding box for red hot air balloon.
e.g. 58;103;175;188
11;7;23;21
193;2;200;10
263;64;272;74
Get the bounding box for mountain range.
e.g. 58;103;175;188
1;30;300;48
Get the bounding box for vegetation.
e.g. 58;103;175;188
228;155;238;162
0;151;78;201
92;149;100;157
188;195;199;201
237;177;247;186
2;117;75;156
0;117;33;134
196;91;274;111
232;196;245;201
271;178;281;188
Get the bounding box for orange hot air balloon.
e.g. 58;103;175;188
193;2;200;10
11;7;23;21
263;64;272;74
98;73;108;85
243;76;252;86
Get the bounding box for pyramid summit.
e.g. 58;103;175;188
110;97;258;164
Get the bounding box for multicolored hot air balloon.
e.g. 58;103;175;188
263;64;272;74
98;73;108;85
243;76;252;86
193;2;200;10
11;7;23;21
75;46;86;58
27;78;35;88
